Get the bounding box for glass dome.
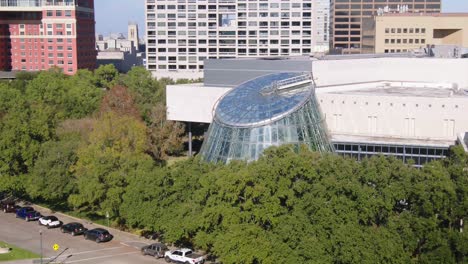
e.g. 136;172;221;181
200;72;333;163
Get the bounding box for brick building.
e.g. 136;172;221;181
0;0;96;74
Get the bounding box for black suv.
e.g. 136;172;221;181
84;228;113;243
141;243;168;258
61;222;88;236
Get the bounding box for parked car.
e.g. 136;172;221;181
0;199;17;213
164;248;205;264
61;222;88;236
141;243;168;258
84;228;113;243
16;207;41;221
38;216;62;228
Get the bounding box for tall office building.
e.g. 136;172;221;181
145;0;330;79
331;0;441;54
0;0;96;74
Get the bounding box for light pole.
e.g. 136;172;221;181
39;230;43;264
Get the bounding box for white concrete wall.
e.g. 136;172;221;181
152;71;203;81
313;58;468;88
318;93;468;142
167;85;230;123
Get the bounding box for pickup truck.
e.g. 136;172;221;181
16;207;41;221
164;248;205;264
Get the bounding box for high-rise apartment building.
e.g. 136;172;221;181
0;0;96;74
145;0;330;79
331;0;441;54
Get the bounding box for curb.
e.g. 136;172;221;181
27;203;149;245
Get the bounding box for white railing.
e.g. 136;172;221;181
260;73;313;96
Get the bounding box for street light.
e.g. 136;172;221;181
39;230;43;264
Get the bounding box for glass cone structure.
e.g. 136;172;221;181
200;72;334;163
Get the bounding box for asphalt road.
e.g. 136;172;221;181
0;210;166;264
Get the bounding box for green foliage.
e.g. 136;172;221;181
69;112;152;219
94;64;119;89
25;133;81;203
120;146;467;263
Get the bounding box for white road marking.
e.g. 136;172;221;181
120;241;150;250
68;246;126;255
66;251;139;263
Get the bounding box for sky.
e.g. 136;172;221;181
94;0;468;37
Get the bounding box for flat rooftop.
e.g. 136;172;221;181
379;13;468;18
322;81;468;99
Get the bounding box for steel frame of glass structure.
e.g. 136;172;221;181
200;72;333;163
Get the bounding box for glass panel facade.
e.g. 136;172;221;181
200;72;333;163
332;142;449;167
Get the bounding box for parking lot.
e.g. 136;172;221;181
0;209;166;264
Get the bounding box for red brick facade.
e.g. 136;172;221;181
0;0;96;74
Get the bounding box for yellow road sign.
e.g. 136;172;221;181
53;244;59;251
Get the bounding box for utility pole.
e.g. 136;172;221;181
39;230;43;264
188;122;193;157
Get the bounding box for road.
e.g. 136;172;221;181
0;210;166;264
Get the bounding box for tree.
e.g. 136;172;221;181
94;64;119;89
99;85;141;119
147;103;185;161
26;133;81;204
68;112;151;219
118;66;165;119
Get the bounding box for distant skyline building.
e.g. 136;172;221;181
331;0;441;54
0;0;96;74
362;13;468;54
128;22;139;51
96;22;144;73
145;0;331;79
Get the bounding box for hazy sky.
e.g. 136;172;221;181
95;0;468;36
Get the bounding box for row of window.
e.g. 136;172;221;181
385;28;426;34
148;64;203;70
152;3;311;10
151;39;312;48
17;58;73;64
149;48;311;61
155;30;313;36
17;38;73;43
46;10;73;17
19;45;73;51
333;143;448;166
385;38;426;44
17;31;74;36
148;12;312;20
149;39;313;46
150;21;312;28
335;3;440;10
17;64;74;72
152;48;312;59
